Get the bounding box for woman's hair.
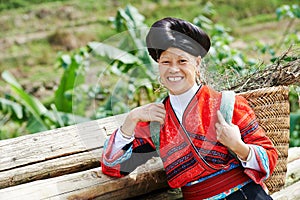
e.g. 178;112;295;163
146;17;211;61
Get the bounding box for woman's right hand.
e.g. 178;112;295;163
120;103;166;137
130;102;166;124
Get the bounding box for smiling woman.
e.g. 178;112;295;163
101;17;277;200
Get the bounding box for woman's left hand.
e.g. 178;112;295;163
215;110;250;160
215;110;241;150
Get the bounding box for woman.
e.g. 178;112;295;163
101;17;277;200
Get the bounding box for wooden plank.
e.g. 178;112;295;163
0;149;101;189
0;114;127;188
0;157;169;200
270;157;300;200
285;158;300;187
271;181;300;200
288;147;300;163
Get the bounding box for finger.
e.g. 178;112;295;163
156;107;166;115
155;103;166;111
217;110;227;125
156;102;165;107
216;128;221;140
154;102;165;109
149;109;165;119
156;115;165;124
152;115;165;124
151;109;166;118
215;122;222;131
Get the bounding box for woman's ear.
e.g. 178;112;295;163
196;56;202;67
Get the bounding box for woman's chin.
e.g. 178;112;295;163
168;87;184;95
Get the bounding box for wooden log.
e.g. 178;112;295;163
288;147;300;163
1;157;299;200
0;157;169;200
285;158;300;187
271;180;300;200
0;149;101;189
270;157;300;200
0;114;126;189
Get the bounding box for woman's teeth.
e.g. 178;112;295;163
168;77;183;82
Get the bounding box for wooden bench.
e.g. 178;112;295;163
0;114;172;199
0;113;299;199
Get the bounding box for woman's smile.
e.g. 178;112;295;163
167;76;184;82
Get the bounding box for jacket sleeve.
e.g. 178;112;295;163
232;95;278;184
101;121;158;178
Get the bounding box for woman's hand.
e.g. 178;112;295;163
130;103;166;124
215;110;250;161
120;103;166;138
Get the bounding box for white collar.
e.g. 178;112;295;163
169;84;200;122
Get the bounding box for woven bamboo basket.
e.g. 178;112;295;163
239;86;290;194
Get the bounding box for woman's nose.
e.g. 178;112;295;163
168;64;180;73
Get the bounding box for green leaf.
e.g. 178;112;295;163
1;70;50;130
54;53;86;113
61;54;72;69
88;42;142;65
276;4;300;20
1;70;22;89
26;117;48;133
290;112;300;134
0;97;23;119
50;104;65;127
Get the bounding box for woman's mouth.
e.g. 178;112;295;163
167;76;183;82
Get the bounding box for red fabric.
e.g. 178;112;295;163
101;131;124;178
101;85;278;190
181;167;250;199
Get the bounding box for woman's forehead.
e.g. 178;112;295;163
160;47;194;58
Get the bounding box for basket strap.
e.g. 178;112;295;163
150;121;160;156
149;97;169;156
220;91;236;125
220;90;238;159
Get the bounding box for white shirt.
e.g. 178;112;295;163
169;83;199;123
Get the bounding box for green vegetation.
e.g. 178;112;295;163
0;0;70;11
0;1;300;146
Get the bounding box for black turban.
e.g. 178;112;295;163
146;17;211;62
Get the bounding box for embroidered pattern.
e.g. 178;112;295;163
186;163;240;186
161;142;188;162
102;139;133;167
241;120;259;137
255;145;270;180
166;153;198;180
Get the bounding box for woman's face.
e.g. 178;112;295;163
158;47;201;95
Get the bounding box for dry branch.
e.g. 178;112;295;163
228;46;300;92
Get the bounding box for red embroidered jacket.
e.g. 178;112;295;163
101;85;278;188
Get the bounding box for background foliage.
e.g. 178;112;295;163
0;1;299;146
